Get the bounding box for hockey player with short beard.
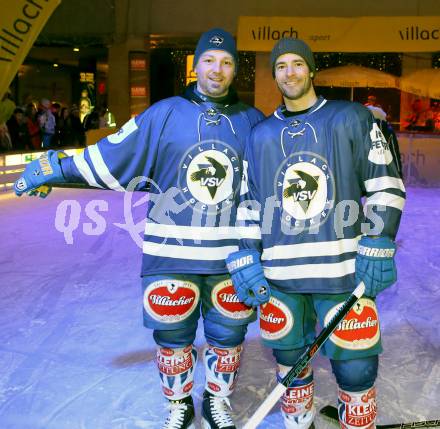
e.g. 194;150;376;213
14;29;264;429
226;38;405;429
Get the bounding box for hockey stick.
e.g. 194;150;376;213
320;405;440;428
242;282;365;429
49;183;150;191
51;182;95;189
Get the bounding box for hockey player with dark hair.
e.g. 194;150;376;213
14;29;264;429
226;38;405;428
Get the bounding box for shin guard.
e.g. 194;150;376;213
338;386;377;429
156;345;197;400
279;364;315;429
203;344;242;397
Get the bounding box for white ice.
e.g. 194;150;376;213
0;187;438;429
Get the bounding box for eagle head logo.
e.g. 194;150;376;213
190;156;228;199
283;170;319;214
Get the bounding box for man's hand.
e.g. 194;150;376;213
226;249;271;307
14;150;67;198
355;236;397;297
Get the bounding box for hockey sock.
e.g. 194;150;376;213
338;386;377;429
156;345;197;400
278;364;316;429
203;344;242;397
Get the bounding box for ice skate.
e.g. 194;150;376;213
162;396;195;429
201;390;236;429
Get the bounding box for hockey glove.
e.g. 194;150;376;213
14;150;68;198
355;236;397;297
226;249;270;307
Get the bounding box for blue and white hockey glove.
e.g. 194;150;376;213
226;249;270;307
355;236;397;297
14;150;67;198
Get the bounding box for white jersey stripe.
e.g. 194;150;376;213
237;207;260;221
365;192;405;211
88;145;125;191
364;176;405;193
72;151;104;188
144;224;261;240
261;236;361;261
143;241;238;260
264;258;355;280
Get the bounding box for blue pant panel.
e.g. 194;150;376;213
272;347;307;367
203;317;248;348
153;325;197;348
330;356;379;391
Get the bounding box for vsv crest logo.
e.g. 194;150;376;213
178;140;240;212
276;152;335;232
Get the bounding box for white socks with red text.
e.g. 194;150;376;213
157;345;198;400
278;364;316;429
203;345;242;397
338;386;377;429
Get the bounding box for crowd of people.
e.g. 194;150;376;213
402;98;440;132
0;90;114;153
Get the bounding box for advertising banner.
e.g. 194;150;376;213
238;16;440;53
0;0;61;98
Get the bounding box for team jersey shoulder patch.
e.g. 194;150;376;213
368;122;393;165
106;117;138;144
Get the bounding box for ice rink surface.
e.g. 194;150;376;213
0;186;439;428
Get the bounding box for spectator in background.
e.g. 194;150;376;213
364;95;387;121
83;107;100;131
38;99;56;148
69;104;86;147
57;107;71;147
51;102;62;147
403;98;434;132
79;89;92;123
7;108;30;151
25;103;42;150
432;101;440;132
0;88;16;125
104;109;116;127
0;122;12;152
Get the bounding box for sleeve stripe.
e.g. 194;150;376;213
264;259;355;280
237;226;261;240
261;236;361;261
237;207;260;221
143;241;238;260
88;145;125;191
144;224;261;240
365;191;405;211
364;176;405;193
72;151;103;188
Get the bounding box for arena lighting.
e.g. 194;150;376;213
73;47;80;52
53;62;59;67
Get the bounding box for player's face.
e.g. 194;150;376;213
274;53;314;101
195;50;235;98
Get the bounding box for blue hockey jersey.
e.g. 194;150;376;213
61;85;264;275
239;96;405;294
